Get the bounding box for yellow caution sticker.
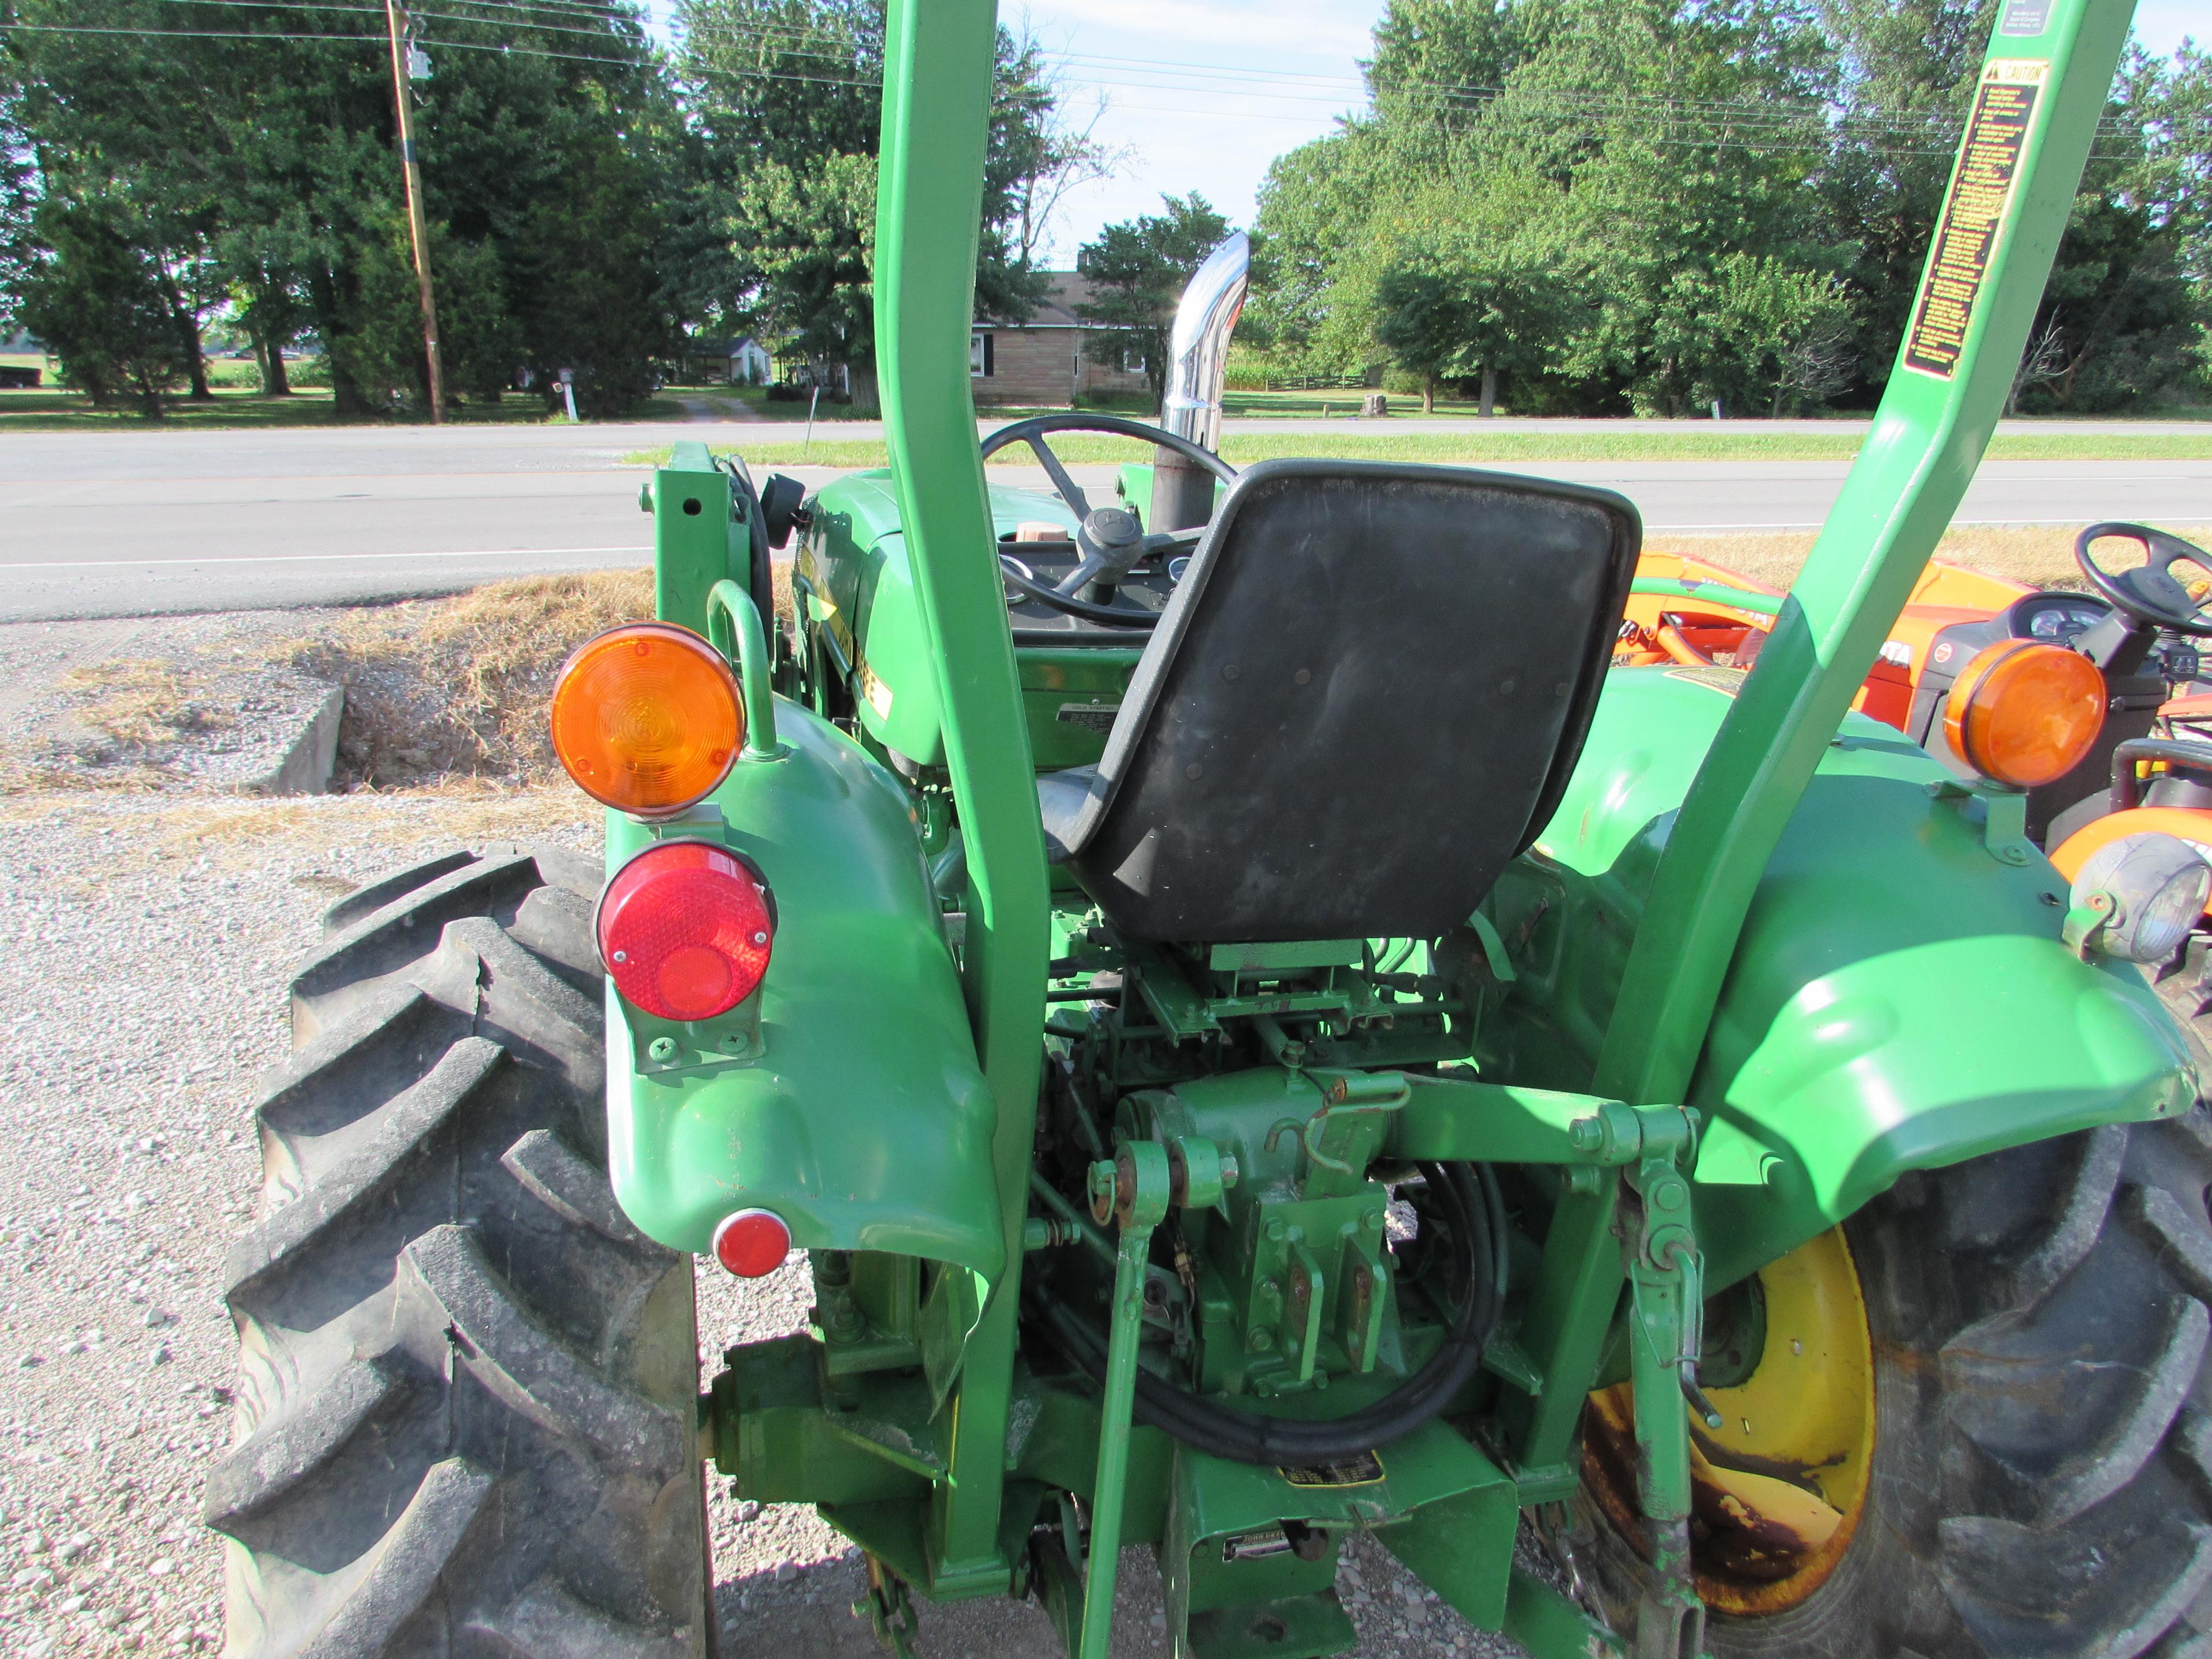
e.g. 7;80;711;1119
1903;59;2049;380
859;657;894;720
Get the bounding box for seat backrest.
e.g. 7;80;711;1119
1055;458;1639;942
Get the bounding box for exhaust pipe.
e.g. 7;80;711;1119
1153;232;1248;531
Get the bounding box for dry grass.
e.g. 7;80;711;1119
1644;524;2212;594
291;571;657;788
290;566;796;790
57;658;234;748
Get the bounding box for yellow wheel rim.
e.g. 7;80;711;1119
1582;1227;1877;1616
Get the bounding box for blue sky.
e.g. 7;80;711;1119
646;1;2202;267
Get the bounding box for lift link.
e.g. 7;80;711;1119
1080;1139;1175;1659
1621;1109;1710;1659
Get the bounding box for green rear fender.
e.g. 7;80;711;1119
1490;669;2196;1287
604;698;1005;1286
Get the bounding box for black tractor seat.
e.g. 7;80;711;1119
1036;458;1641;943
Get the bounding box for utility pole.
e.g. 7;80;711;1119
382;0;445;423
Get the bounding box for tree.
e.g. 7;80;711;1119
1370;201;1565;412
17;193;190;415
0;67;36;335
1249;132;1388;375
1373;265;1465;411
1363;0;1565;128
9;0;686;418
994;52;1117;274
1999;43;2207;412
1075;194;1233;406
676;0;1093;408
1817;0;1998;393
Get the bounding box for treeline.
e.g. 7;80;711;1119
0;0;1099;416
1244;0;2211;416
2;0;2203;422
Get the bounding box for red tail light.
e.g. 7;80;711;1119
597;842;774;1021
713;1208;791;1277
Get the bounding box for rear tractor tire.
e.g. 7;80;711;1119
1575;1111;2212;1657
205;846;711;1658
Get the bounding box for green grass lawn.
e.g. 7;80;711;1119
0;384;563;427
620;426;2212;471
0;369;764;428
1221;387;1489;418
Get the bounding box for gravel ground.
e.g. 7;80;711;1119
0;781;1535;1658
0;612;342;794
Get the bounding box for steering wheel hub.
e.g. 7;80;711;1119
1081;508;1142;555
979;412;1239;630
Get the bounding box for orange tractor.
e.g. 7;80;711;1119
1632;520;2212;1027
1630;525;2212;828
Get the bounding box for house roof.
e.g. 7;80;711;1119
980;271;1104;330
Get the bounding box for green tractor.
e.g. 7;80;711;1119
209;2;2212;1656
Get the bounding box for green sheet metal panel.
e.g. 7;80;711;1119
1488;667;2194;1289
603;699;1006;1285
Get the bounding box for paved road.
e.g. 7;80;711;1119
0;421;2205;620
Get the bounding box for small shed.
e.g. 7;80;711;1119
681;336;775;385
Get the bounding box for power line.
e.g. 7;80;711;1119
1;21;386;41
651;20;2190;147
654;25;2174;157
2;14;2184;162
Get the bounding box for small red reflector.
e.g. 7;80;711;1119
713;1208;791;1277
598;842;773;1022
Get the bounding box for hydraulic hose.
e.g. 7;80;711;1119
1036;1161;1506;1466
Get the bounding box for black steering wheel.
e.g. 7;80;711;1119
2075;522;2212;637
979;413;1238;628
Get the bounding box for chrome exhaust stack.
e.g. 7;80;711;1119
1153;232;1248;531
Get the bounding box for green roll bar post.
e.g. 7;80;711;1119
1513;0;2143;1475
874;0;1055;1592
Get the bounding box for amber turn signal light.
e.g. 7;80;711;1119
1941;639;2105;790
550;623;743;815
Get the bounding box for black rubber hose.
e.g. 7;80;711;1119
1036;1161;1505;1465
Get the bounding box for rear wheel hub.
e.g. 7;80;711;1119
1582;1226;1876;1616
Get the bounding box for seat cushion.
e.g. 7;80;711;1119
1045;459;1639;942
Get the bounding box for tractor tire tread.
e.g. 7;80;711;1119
210;845;706;1659
1925;1112;2212;1654
1582;1102;2212;1659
